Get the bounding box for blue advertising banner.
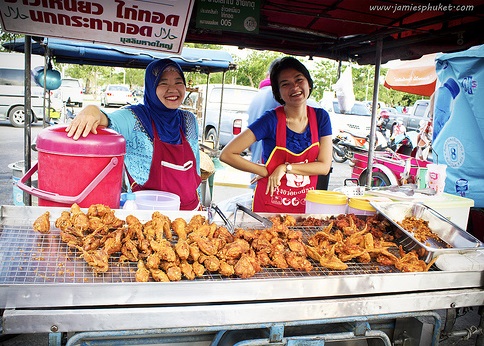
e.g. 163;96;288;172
433;45;484;207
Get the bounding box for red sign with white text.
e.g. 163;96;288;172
0;0;194;54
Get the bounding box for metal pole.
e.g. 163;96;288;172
23;35;32;206
201;73;209;142
215;71;226;150
365;38;383;188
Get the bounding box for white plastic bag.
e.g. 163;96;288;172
333;66;355;113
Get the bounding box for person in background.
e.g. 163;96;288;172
220;57;332;213
66;59;201;210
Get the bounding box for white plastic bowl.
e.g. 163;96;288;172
134;190;180;211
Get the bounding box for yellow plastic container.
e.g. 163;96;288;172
305;190;347;215
348;196;377;216
348;196;393;216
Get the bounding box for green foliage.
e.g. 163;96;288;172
0;31;426;106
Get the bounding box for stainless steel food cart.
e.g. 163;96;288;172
1;205;483;345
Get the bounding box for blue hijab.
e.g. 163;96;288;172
128;59;186;143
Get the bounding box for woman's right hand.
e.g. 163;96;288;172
65;105;108;140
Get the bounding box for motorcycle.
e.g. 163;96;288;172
388;121;414;156
332;129;388;163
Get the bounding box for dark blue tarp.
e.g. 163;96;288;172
3;37;235;73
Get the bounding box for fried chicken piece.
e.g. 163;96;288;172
307;245;348;271
219;260;235;277
188;243;201;262
152;211;172;240
200;254;220;272
33;211;51;234
120;238;139;262
145;252;161;269
150;239;176;262
213;226;234;243
179;260;195;280
125;215;144;239
192;261;206;277
218;238;250;260
150;268;170;282
271;251;288;269
71;210;90;232
175;239;190;260
78;247;109;273
166;265;182;281
189;234;218;256
251;238;272;253
234;254;256;279
135;260;150;282
257;252;272;266
171;217;188;240
285;252;313;271
102;228;124;255
234;228;257;242
287;239;306;256
55;210;73;231
192;224;212;238
82;232;102;251
60;229;83;248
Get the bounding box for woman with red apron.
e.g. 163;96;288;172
130;125;201;210
220;57;333;214
253;106;320;213
66;59;202;210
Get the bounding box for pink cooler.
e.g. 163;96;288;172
18;125;126;208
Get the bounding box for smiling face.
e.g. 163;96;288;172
277;68;310;106
155;67;186;109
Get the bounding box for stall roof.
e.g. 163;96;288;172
185;0;484;65
2;38;235;73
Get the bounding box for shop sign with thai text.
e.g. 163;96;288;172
196;0;259;34
0;0;195;54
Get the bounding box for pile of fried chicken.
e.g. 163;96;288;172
32;204;435;282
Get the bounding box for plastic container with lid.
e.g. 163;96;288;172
348;196;377;216
17;125;126;208
134;190;180;211
305;190;347;215
348;196;393;216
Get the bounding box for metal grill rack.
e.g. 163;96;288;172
0;221;427;285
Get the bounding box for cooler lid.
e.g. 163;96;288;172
36;125;126;156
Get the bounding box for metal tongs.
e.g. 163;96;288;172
234;203;273;229
208;203;234;233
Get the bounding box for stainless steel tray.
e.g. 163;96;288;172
371;201;484;262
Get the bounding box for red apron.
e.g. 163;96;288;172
130;125;201;210
253;106;320;213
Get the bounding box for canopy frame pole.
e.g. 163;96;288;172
365;38;383;188
201;73;210;142
23;35;32;206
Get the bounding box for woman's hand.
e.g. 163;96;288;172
65;105;108;140
265;164;286;196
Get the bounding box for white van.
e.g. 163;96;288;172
0;52;53;127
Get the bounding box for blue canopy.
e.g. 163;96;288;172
3;37;235;73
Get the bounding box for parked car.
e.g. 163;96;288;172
328;100;373;136
184;84;259;148
385;100;431;132
101;84;134;107
0;52;54;127
58;78;84;107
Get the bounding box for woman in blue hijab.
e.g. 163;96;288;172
66;59;201;210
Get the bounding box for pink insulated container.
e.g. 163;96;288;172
18;125;126;208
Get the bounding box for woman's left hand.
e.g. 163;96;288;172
265;164;286;196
